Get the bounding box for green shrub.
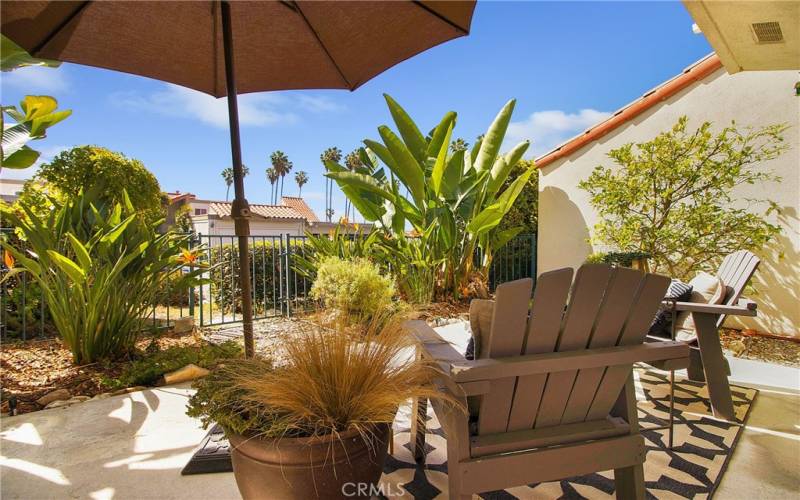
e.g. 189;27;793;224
103;341;241;390
584;251;651;267
14;145;165;225
186;357;285;436
579;116;785;279
310;256;395;322
1;187;208;364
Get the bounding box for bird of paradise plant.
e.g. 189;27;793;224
0;187;210;364
324;95;533;301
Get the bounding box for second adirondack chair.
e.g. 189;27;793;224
647;250;760;423
406;264;690;499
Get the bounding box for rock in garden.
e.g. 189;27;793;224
173;317;195;333
36;389;71;407
162;364;210;385
729;339;747;357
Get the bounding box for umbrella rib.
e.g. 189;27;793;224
411;1;469;34
31;0;91;55
291;2;353;90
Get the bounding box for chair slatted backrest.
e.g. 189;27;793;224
474;264;670;438
715;250;760;328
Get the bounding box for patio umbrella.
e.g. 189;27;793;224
1;1;476;357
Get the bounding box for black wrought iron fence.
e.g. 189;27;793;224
0;227;192;340
1;228;537;334
195;233;314;327
484;233;538;290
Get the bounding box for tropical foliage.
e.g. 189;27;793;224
579;116;786;279
1;96;71;171
1;36;71;171
498;159;538;234
1;188;208;364
325;94;533;300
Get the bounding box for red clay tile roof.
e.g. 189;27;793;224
280;196;319;222
536;54;723;168
209;202;306;220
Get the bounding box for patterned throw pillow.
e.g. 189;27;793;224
648;279;693;338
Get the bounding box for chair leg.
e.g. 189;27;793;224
693;312;736;421
614;464;645;500
410;397;428;463
668;370;675;449
447;464;471;500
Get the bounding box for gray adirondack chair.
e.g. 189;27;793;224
406;264;690;499
648;250;760;423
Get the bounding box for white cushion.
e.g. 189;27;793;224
674;272;725;342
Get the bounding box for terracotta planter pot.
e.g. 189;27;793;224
228;423;390;500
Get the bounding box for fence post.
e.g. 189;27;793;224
285;233;292;318
188;232;196;318
197;233;204;327
530;233;537;281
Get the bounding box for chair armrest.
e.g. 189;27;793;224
668;298;757;317
403;320;487;397
403;320;465;371
450;341;689;383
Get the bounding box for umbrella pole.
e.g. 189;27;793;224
221;0;255;358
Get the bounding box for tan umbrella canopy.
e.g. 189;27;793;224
1;1;475;97
1;1;476;356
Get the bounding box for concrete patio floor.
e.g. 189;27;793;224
2;326;798;499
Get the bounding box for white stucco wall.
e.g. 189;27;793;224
538;68;800;336
200;218;306;237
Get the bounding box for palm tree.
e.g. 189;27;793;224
343;149;362;220
294;170;308;196
221;165;250;201
270;150;292;201
266;167;279;204
320;146;342;222
222;167;233;201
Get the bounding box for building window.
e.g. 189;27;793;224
194;208;207;215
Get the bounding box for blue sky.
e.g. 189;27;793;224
1;1;711;220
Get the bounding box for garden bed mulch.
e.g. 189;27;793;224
1;330;201;415
720;328;800;368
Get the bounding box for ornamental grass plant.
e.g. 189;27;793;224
187;316;456;440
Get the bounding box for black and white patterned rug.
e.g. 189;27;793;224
380;368;757;499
